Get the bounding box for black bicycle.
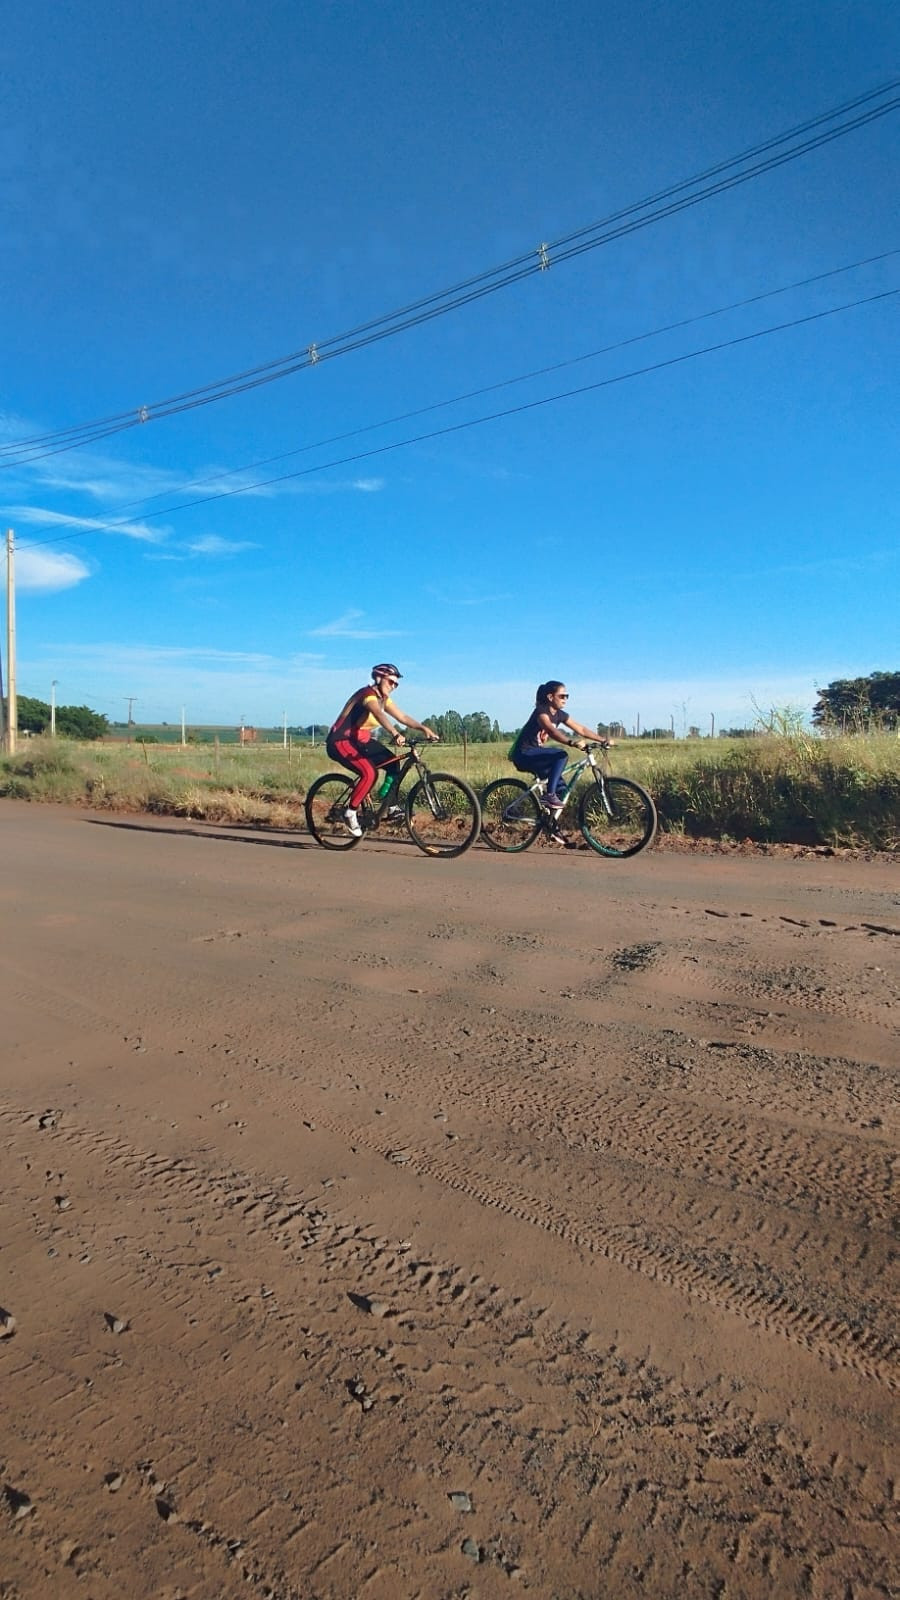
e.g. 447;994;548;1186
480;742;657;858
304;739;482;859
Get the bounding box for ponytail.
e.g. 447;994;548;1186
536;680;564;706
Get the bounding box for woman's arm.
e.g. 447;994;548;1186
566;715;614;747
566;716;605;742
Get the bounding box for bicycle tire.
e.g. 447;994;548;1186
579;776;657;858
405;772;481;858
304;772;363;851
479;779;543;852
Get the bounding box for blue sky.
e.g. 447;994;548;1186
2;0;898;734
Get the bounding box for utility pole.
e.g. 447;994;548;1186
125;697;138;727
51;680;58;737
710;712;715;739
181;706;186;747
282;709;288;749
5;529;17;754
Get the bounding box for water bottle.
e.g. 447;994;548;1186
377;772;394;801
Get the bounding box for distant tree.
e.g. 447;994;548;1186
608;721;626;739
15;695;51;734
688;725;701;739
719;727;759;738
813;671;900;730
56;704;109;740
462;711;493;743
423;709;462;742
640;727;675;740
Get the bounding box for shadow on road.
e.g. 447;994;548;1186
83;816;429;855
84;817;317;851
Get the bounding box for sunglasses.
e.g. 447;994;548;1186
383;677;399;687
556;693;569;700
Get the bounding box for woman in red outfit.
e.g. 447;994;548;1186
326;664;438;836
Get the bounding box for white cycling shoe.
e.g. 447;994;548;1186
343;807;363;838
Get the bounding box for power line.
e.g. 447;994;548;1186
20;286;897;552
85;248;900;518
3;78;898;468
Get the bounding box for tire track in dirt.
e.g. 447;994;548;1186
297;1116;900;1388
4;1097;897;1394
364;1042;899;1231
3;1096;897;1600
648;942;898;1034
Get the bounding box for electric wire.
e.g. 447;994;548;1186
3;79;898;466
20;285;897;551
88;248;900;517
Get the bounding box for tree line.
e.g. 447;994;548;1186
4;694;109;740
812;671;900;731
6;671;896;746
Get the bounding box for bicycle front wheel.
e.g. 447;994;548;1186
406;773;481;858
304;773;362;851
580;777;657;858
479;779;542;852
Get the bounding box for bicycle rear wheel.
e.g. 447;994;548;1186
406;773;481;858
304;773;363;850
479;779;543;852
580;777;657;858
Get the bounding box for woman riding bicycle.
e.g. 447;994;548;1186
327;663;438;837
510;681;606;839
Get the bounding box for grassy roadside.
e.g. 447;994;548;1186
1;733;898;851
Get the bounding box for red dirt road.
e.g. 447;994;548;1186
1;803;897;1599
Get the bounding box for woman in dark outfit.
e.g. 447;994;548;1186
510;681;606;835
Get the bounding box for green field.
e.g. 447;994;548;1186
2;730;898;850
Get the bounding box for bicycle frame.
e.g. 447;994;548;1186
359;739;432;831
521;744;615;823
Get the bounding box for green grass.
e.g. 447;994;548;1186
2;732;898;850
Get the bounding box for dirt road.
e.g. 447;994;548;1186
1;803;897;1599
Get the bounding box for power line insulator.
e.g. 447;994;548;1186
308;343;320;365
538;242;551;271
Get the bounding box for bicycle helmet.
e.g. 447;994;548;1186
371;663;402;680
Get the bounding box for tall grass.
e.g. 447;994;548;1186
2;733;897;849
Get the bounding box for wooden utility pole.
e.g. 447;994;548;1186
5;529;16;754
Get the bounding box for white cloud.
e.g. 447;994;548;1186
310;609;402;640
185;534;259;556
6;548;92;593
10;506;168;544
